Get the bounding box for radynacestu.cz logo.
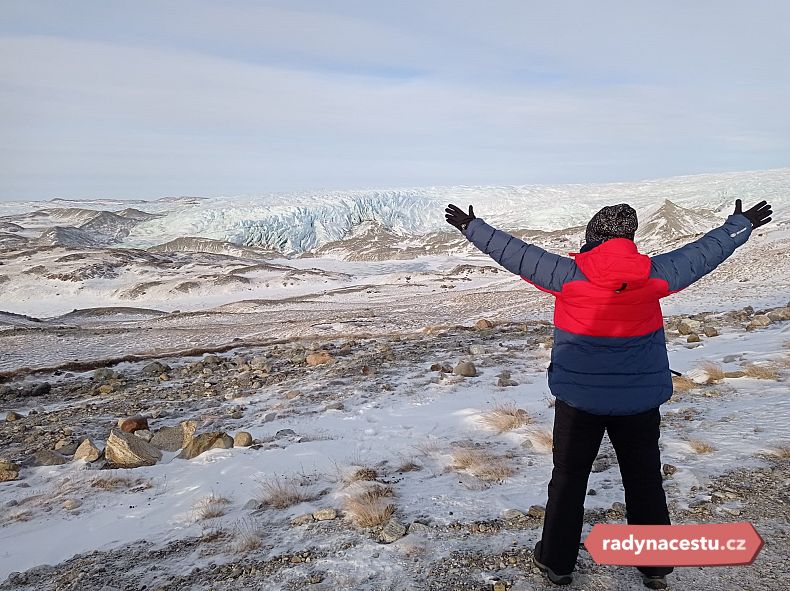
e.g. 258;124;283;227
584;523;763;566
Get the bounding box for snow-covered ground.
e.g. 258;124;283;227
1;169;789;590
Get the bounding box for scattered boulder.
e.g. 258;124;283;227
31;450;68;467
275;429;296;439
677;319;701;335
291;513;314;526
98;385;114;395
149;420;198;452
74;438;101;462
118;415;149;434
610;501;627;516
306;351;334;366
324;401;344;411
469;344;486;355
312;508;337;521
662;464;677;477
54;438;80;455
453;361;477;377
527;505;546;519
430;363;453;373
687;334;701;343
62;499;82;511
497;377;518;387
234;432;253;447
177;432;234;460
5;411;22;422
0;460;20;482
26;382;51;397
105;428;162;468
502;508;526;520
142;361;170;376
703;326;719;337
93;368;116;382
746;315;772;331
134;429;153;442
767;308;790;322
379;518;407;543
475;318;494;330
249;356;271;371
284;390;301;399
262;411;277;422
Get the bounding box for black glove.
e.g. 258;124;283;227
445;204;475;232
734;199;772;229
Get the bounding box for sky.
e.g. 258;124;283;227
1;0;789;201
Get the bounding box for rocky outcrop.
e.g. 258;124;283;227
177;432;234;460
149;420;198;452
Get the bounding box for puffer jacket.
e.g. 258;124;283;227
463;213;753;415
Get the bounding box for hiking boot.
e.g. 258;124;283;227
532;541;573;586
642;574;668;589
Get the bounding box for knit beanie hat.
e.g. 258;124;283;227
585;203;638;244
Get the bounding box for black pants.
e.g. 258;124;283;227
539;399;674;577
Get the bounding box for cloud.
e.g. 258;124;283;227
0;1;789;200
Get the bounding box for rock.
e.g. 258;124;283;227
5;411;22;422
142;361;170;376
610;501;627;515
497;377;518;387
493;582;507;591
453;361;477;377
54;438;80;455
177;432;234;460
527;505;546;519
284;390;301;399
703;326;719;337
687;334;701;343
28;382;51;397
249;356;271;371
591;456;613;473
118;415;149;434
724;370;747;378
746;315;772;331
502;509;526;520
723;354;741;363
767;308;790;322
134;429;153;442
312;508;337;521
98;385;114;395
105;429;162;468
306;351;334;366
475;318;494;330
202;354;221;366
588;488;597;496
324;401;344;411
469;344;486;355
677;319;701;335
0;460;20;482
379;518;407;543
291;513;314;526
149;420;198;452
93;368;116;382
262;411;277;422
662;463;677;477
234;432;253;447
430;363;453;373
62;499;82;511
74;438;101;462
275;428;296;439
31;450;68;466
408;521;432;533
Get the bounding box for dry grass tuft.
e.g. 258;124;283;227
231;518;262;553
350;467;378;482
259;476;317;509
193;494;231;520
700;362;725;384
671;375;698;393
90;475;151;491
480;401;532;433
768;444;790;458
344;485;396;528
741;362;781;380
199;528;228;543
687;438;717;454
449;446;515;482
395;460;422;473
524;427;554;452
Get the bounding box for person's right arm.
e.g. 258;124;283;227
650;199;771;295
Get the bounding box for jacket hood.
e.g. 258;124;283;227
569;238;651;292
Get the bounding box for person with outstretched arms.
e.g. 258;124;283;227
444;199;772;589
